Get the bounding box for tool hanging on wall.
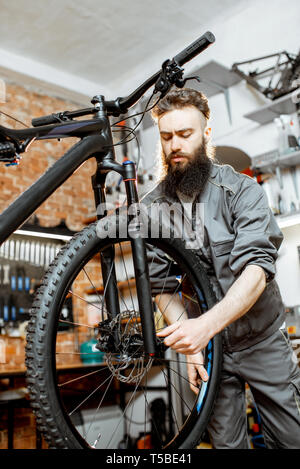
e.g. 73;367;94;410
0;238;63;267
0;235;64;334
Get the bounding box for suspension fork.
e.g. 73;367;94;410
92;167;120;323
92;158;157;356
123;161;157;356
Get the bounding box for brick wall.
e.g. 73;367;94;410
0;375;48;449
0;81;97;229
0;81;101;449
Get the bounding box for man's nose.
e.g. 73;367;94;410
170;136;181;153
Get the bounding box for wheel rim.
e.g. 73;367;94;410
45;236;215;449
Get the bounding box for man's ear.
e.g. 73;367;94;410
204;126;212;142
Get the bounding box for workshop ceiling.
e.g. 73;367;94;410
0;0;250;101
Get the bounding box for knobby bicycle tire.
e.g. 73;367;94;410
25;218;222;449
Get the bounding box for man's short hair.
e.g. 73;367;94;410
151;88;210;122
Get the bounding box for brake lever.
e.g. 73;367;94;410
154;60;203;98
182;75;202;86
154;59;185;96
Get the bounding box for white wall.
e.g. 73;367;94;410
141;0;300;165
139;0;300;307
204;0;300;306
276;225;300;307
192;0;299;155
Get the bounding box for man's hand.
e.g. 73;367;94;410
186;352;208;394
156;265;267;356
156;315;214;355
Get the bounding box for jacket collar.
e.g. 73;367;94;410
209;163;220;179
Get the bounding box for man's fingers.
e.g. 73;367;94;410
189;365;208;385
187;352;209;395
197;365;209;382
188;365;209;394
156;322;179;337
188;363;199;394
170;345;191;354
190;380;199;394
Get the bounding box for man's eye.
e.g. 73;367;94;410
182;133;191;138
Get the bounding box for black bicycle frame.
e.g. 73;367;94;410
0;29;217;362
0;109;157;355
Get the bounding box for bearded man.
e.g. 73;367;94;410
141;88;300;449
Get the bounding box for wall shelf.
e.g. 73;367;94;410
190;60;243;97
244;92;298;125
142;60;242;130
252;149;300;172
275;211;300;229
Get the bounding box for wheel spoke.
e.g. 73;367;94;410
58;366;110;388
155;358;194;413
58;319;96;329
156;357;202;394
67;290;103;311
106;372;145;449
156;361;181;435
82;266;103;306
68;372;114;417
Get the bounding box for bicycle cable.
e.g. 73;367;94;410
0;110;29;128
112;125;141;170
101;90;158;179
108;90;161;149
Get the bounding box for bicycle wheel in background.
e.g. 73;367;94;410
25;219;222;449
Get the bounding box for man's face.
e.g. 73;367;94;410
158;105;207;171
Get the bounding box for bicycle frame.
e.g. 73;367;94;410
0;107;157;355
0;29;216;361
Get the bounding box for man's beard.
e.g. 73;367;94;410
160;143;212;199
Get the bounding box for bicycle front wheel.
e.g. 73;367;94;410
26;218;222;449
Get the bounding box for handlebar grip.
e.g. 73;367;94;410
32;114;61;127
173;31;215;66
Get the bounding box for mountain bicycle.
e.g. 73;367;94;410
0;31;222;449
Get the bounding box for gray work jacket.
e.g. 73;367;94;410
141;163;285;352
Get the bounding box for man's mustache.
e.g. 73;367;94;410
166;152;191;163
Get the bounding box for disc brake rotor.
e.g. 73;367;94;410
103;311;154;383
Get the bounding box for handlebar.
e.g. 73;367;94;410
32;31;215;126
173;31;215;66
31;107;98;127
106;31;215;115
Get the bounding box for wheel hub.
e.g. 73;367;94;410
96;311;167;383
97;310;145;355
